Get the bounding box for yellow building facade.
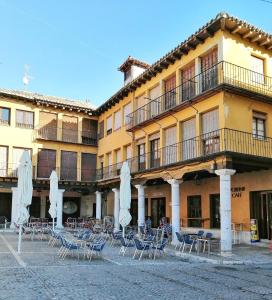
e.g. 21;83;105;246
1;13;272;250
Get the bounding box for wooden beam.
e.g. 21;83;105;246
194;35;205;44
260;39;270;46
160;61;169;68
203;28;214;37
154;65;163;72
186;42;196;50
172;52;182;59
243;30;252;39
267;44;272;50
251;34;262;43
166;57;175;64
231;25;242;34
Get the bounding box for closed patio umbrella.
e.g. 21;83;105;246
49;170;58;230
17;150;33;253
119;161;132;237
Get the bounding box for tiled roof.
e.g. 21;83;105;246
0;88;96;111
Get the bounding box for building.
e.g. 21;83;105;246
1;12;272;253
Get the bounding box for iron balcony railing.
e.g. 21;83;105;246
96;128;272;180
0;164;96;182
35;126;98;146
126;61;272;130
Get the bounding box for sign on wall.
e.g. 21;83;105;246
231;186;245;198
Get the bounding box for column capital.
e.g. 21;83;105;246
95;191;102;195
215;169;236;177
58;189;65;194
134;184;146;190
112;188;119;193
166;179;182;186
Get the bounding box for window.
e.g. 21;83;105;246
137;143;145;171
150;134;160;168
182;118;196;160
251;55;265;84
38;112;57;140
201;48;218;91
163;126;177;165
115;149;122;173
37;149;56;178
253;111;266;139
60;151;77;181
202;109;219;155
62;115;78;143
123;102;132;125
106;116;112;135
187;195;202;227
82;119;98;145
149;85;161;117
114;110;121;130
0;107;10;125
16;110;34;129
12;148;32;177
99;121;104;139
210;194;220;229
181;63;195;101
0;146;8;176
81;153;96;181
107;152;112;177
164;75;176;110
125;144;132;160
136;94;146;124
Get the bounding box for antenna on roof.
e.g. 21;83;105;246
22;64;34;90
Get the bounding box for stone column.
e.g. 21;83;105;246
215;169;236;255
112;188;120;231
95;191;102;220
40;195;47;218
135;185;146;229
56;189;65;229
167;179;181;245
10;187;19;229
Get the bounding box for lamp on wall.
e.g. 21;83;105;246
194;174;201;186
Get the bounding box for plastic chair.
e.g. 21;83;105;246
119;237;135;256
133;238;151;260
152;238;168;260
175;232;184;251
182;234;194;253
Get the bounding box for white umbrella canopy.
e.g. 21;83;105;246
49;170;58;229
119;161;132;234
16;150;33;253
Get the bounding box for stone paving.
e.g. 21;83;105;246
0;232;272;300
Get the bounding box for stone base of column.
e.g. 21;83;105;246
220;250;233;257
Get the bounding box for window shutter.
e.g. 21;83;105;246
81;153;96;181
62;115;78;143
182;118;196;140
99;121;104;139
0;146;8;176
165;126;177;146
123;102;132;125
114;110;121;130
106;116;112;132
126;144;132;159
61;151;77;180
202;109;219;134
37;149;56;178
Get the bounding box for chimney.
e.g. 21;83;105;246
118;56;150;86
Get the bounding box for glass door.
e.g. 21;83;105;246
210;194;220;229
151;198;166;228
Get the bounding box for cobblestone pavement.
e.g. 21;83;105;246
0;232;272;300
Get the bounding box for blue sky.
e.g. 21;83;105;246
0;0;271;106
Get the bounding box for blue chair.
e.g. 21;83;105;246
175;232;184;251
197;230;205;237
110;231;122;246
61;238;81;259
87;240;106;261
182;234;195;253
133;238;151;260
152;238;168;260
119;237;135;256
202;232;213;253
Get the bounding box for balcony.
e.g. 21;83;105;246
0;164;96;182
96;128;272;181
126;61;272;130
35;127;98;146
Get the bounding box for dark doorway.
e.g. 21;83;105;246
250;191;272;240
130;198;148;226
0;193;12;221
29;197;41;218
210;194;220;229
151;198;166;228
93;203;96;218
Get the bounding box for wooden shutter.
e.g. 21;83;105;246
99;121;104;139
164;75;176;109
123;102;132;125
81;153;96;181
82;119;97;145
0;146;8;176
61;151;77;180
126;144;132;159
37;149;56;178
165;126;177;146
106;116;112;134
149;85;161;117
62;116;78;143
114;110;121;130
39;112;57;140
164;126;177;164
202;109;219;134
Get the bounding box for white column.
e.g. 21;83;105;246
10;187;19;229
40;196;46;218
112;188;120;231
95;191;102;220
56;189;65;229
215;169;236;255
167;179;181;245
135;185;146;229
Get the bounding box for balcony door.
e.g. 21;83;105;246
149;85;161;118
82;119;97;145
0;146;8;177
61;151;77;181
182;118;196;160
163;126;177;165
39;111;57;140
81;153;96;181
62;116;78;143
164;75;176;110
136;94;146;124
201;109;219;155
181;63;195;101
37;149;56;179
149;135;160;168
201;48;218;91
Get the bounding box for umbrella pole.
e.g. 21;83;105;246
18;224;22;254
53;218;55;231
122;226;125;238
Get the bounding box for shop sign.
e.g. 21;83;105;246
231;186;245;198
250;219;259;243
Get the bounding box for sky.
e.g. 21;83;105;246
0;0;271;107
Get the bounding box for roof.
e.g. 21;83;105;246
96;12;272;114
118;56;150;72
0;88;96;114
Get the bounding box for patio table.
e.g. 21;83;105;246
197;238;220;256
